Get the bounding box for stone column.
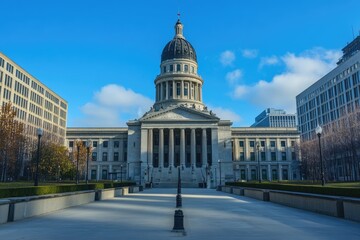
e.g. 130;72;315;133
181;81;184;98
278;164;283;181
191;128;196;167
202;128;207;167
97;165;101;180
169;128;174;168
172;81;176;99
246;164;250;181
159;128;164;168
180;128;185;167
148;129;153;167
268;165;272;181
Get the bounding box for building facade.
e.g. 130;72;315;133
296;37;360;140
0;52;68;144
251;108;297;128
66;20;300;187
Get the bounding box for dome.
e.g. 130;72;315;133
161;20;197;62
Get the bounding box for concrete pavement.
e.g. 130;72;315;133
0;188;359;240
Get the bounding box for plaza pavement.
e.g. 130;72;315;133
0;188;359;240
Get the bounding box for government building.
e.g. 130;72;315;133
67;20;300;187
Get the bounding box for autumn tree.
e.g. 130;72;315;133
0;102;26;182
71;140;88;182
31;142;76;181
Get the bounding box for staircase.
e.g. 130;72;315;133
151;166;204;188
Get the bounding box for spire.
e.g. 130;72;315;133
174;17;184;39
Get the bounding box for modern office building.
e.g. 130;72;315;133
296;36;360;140
66;19;300;187
251;108;297;128
0;52;68;175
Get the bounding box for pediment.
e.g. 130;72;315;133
140;106;219;122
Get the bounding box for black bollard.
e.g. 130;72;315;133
172;209;185;232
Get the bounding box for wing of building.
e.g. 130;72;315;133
67;20;300;187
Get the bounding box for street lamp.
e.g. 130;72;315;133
120;164;123;182
256;142;261;183
86;139;92;184
34;128;43;186
139;161;143;186
315;125;325;186
218;160;222;187
75;138;81;184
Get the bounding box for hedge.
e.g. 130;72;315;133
225;182;360;198
0;181;136;199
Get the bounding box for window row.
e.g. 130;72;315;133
15;69;30;85
13;93;28;109
238;140;296;148
91;151;127;162
238;151;296;161
162;63;196;74
68;140;127;149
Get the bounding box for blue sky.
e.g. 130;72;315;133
1;0;360;127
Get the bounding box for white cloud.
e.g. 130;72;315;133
259;56;279;68
220;50;235;66
232;48;342;113
208;105;242;123
226;69;243;85
78;84;153;126
242;49;258;59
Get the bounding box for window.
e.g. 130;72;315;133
191;66;195;73
270;141;276;147
291;141;295;147
170;65;174;72
292;152;296;160
249;141;255;148
176;82;181;96
114;152;119;161
281;141;286;147
103;141;108;148
261;152;266;161
92;152;97;161
281;152;286;161
250;152;255;161
260;141;265;147
69;141;73;148
93;141;98;147
184;82;188;96
163;66;166;73
102;152;108;161
239;141;244;147
114;141;119;148
239;152;244;161
184;65;189;72
169;82;173;97
271;152;276;161
176;64;181;72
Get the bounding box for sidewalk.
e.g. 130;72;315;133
0;188;359;240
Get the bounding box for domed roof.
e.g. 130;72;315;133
161;20;197;62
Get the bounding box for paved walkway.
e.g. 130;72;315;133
1;188;360;240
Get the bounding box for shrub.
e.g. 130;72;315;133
0;181;136;198
225;182;360;198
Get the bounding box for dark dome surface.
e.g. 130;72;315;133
161;37;197;62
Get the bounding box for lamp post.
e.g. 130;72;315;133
76;138;81;184
257;142;261;183
218;160;222;187
86;139;92;184
120;164;123;182
139;161;143;186
34;128;43;186
315;125;325;186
